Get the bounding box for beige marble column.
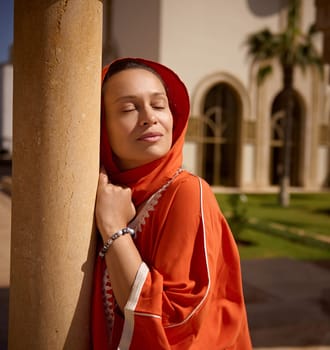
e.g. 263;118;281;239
8;1;102;349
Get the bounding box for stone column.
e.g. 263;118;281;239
8;1;102;349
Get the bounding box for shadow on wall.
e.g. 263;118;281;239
247;0;289;16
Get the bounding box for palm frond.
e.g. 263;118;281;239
245;0;324;82
246;29;281;61
257;64;273;85
307;23;318;37
295;42;324;76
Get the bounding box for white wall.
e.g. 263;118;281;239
111;0;161;61
159;0;282;93
0;63;13;154
317;146;328;187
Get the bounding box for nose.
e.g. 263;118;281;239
139;106;157;126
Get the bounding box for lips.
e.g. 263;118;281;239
138;132;163;142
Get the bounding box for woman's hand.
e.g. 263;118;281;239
95;168;141;311
95;168;136;242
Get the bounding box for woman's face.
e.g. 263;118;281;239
103;68;173;170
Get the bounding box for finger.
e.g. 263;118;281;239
131;202;136;215
100;165;107;175
98;168;109;185
100;165;112;183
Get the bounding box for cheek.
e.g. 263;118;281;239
166;114;174;143
105;118;122;152
161;110;173;131
170;118;174;134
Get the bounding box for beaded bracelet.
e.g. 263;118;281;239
99;227;135;258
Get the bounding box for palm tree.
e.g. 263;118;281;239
246;0;324;207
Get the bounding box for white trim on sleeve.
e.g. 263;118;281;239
118;262;149;350
165;177;211;328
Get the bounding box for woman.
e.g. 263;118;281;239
93;57;252;349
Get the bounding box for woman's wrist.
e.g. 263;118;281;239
99;227;135;258
100;222;128;243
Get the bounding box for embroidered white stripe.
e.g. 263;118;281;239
102;269;115;334
134;311;161;319
165;177;211;328
118;262;149;350
126;262;150;310
129;168;183;235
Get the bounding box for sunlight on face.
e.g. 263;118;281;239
103;68;173;170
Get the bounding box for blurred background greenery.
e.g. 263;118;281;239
217;192;330;260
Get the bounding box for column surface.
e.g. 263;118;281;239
8;1;102;349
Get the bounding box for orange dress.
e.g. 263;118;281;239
92;58;252;349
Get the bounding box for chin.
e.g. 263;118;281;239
140;150;169;165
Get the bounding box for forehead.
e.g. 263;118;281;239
103;68;167;99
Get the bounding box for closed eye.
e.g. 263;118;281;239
121;103;136;112
122;108;136;112
151;98;167;110
152;105;165;110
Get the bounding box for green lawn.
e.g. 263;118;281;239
215;192;330;260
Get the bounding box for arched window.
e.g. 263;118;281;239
270;91;303;186
203;83;241;186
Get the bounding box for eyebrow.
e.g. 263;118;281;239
114;92;167;104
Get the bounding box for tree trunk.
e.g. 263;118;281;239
279;64;294;207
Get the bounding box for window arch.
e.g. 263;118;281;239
191;72;250;187
203;83;240;186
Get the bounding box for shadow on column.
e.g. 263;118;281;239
0;287;9;350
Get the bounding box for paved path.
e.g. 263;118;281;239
242;258;330;348
0;189;330;350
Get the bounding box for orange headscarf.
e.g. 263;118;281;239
100;58;190;207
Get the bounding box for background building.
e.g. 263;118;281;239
1;0;329;191
0;59;13;157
